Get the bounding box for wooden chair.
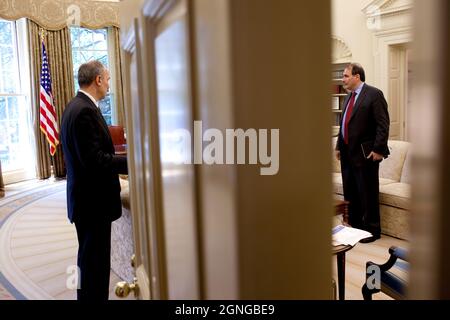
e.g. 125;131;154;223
362;246;408;300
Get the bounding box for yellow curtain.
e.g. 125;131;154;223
28;20;75;178
109;26;125;127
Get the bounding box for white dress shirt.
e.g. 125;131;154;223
78;89;99;107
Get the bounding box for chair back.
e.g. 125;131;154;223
108;125;126;146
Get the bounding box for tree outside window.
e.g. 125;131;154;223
70;27;114;125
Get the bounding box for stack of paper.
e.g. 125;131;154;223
332;225;373;246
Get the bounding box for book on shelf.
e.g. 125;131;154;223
332;96;340;110
334;113;341;126
331;84;340;94
332;70;342;79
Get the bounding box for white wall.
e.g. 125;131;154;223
332;0;374;84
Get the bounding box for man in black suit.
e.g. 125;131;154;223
335;63;390;243
61;61;128;300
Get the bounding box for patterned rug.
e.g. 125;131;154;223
0;180;66;300
0;179;132;300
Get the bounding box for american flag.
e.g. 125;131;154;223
39;41;59;156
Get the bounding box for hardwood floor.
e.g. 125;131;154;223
332;234;408;300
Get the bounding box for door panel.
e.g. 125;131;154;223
120;0;200;300
119;0;335;300
388;45;406;140
153;0;200;299
121;19;152;300
130;50;152;294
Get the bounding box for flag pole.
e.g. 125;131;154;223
39;27;58;159
40;28;47;43
40;28;52;159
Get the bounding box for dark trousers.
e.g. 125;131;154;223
74;219;112;300
340;147;381;237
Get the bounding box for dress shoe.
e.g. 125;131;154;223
359;235;380;243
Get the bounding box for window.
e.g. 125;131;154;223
70;27;114;125
0;19;34;176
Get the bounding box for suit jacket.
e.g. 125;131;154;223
336;83;390;166
61;92;128;223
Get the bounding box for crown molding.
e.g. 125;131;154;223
122;19;136;53
362;0;413;18
362;0;413;33
143;0;177;21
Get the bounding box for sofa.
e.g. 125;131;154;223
332;138;411;240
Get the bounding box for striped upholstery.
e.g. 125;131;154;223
362;246;408;300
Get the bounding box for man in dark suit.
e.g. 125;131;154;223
61;61;128;300
335;63;390;243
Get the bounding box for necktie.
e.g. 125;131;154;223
344;92;357;144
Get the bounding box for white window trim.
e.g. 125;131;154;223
107;27;118;125
70;26;116;125
1;18;37;185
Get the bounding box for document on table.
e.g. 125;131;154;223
332;225;372;246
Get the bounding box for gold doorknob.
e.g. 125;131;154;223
115;277;139;298
131;254;136;268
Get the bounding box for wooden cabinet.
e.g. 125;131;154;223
331;63;349;136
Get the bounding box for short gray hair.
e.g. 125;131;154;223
77;60;106;87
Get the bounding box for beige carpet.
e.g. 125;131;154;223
0;180;131;300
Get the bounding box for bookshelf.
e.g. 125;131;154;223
331;63;349;135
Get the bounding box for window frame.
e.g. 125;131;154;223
0;18;36;183
69;26;117;125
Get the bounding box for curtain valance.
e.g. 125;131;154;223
0;0;119;30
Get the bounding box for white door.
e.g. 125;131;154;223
119;18;153;300
388;44;408;140
150;0;200;299
118;0;200;299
